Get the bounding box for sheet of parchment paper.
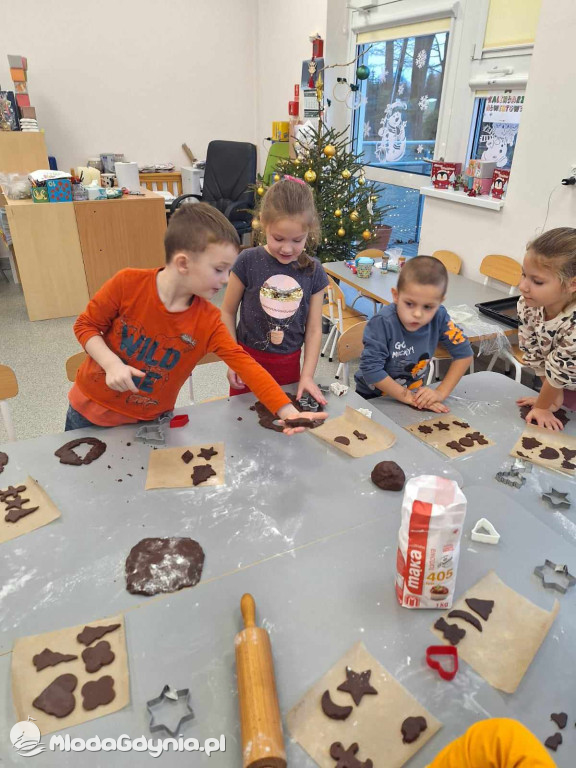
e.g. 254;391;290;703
12;614;129;735
311;407;396;458
145;442;225;489
0;476;61;544
287;641;442;767
430;571;559;693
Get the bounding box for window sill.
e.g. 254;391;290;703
421;186;504;211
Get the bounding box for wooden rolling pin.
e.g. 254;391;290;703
235;593;287;768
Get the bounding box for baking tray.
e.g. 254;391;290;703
475;296;519;328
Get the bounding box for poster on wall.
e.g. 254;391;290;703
477;92;524;169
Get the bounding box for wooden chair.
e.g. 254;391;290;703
480;254;522;295
0;364;18;441
349;248;386;315
189;353;222;404
321;277;367;378
431;249;462;275
139;172;183;197
66;351;87;382
336;321;366;386
486;343;527;382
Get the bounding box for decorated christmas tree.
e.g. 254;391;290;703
252;120;393;262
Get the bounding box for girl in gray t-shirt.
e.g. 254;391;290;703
221;178;329;404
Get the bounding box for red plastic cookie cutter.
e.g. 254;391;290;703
169;414;189;428
426;645;458;681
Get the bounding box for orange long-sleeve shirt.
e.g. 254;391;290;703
71;268;290;423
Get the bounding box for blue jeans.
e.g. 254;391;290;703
64;405;100;431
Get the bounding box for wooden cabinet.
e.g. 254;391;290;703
5;190;166;320
74;191;166;296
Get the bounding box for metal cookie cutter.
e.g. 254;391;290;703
471;518;501;545
542;489;572;510
135;424;165;446
534;560;576;594
495;468;526;489
147;684;195;736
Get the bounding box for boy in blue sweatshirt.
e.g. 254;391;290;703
355;256;473;412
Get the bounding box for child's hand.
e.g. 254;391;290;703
413;387;448;411
524;407;564;431
227;368;245;390
296;376;327;405
276;404;328;434
516;396;537;407
105;361;145;393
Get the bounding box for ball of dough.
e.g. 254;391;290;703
371;461;406;492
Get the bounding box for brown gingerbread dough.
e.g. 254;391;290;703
401;716;427;744
418;425;434;434
522;437;542;450
458;437;474;447
198;446;218;460
551;712;567;729
370;461;406;492
77;623;121;647
0;451;7;474
453;421;470;429
54;437;107;466
82;641;115;673
81;675;115;710
447;609;482;632
181;450;194;464
539;447;560;460
433;422;450;431
321;689;352;721
446;441;465;453
353;430;368;441
560;447;576;461
33;648;78;671
284;416;323;429
253;393;301;432
191;464;216;485
33;673;77;717
330;742;373;768
465;598;494;621
336;668;377;706
520;404;569;426
125;537;205;595
434;617;466;646
544;733;562;752
334;436;350;446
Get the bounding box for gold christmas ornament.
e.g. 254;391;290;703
273;173;280;182
334;208;342;218
294;158;301;166
323;144;336;157
358;176;366;186
251;218;261;230
341;169;351;180
362;229;372;241
257;186;265;196
304;169;317;183
350;210;360;222
371;194;378;201
337;227;346;237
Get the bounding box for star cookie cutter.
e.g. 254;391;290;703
534;560;576;594
471;518;501;545
426;645;458;681
147;684;195;736
542;488;571;510
495;468;526;489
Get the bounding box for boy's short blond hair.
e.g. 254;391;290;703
397;255;448;295
164;203;240;262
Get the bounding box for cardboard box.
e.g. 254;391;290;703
32;187;50;204
20;106;36;119
46;178;72;203
466;159;497;179
10;68;26;82
16;93;30;108
430;161;462;190
491;168;510;199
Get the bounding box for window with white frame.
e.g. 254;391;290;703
353;29;450;174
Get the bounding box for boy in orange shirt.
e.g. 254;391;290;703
67;204;325;434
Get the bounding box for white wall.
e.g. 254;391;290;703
419;0;576;280
0;0;259;171
255;0;327;173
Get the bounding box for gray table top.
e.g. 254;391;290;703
324;260;517;339
1;374;575;766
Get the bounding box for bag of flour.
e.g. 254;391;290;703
396;475;467;609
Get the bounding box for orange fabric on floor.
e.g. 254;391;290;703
429;719;557;768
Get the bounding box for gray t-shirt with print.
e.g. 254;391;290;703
232;246;329;355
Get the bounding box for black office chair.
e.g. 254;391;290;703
170;140;257;239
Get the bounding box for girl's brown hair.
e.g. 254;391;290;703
528;227;576;287
259;179;321;269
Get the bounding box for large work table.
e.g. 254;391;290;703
1;373;575;766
